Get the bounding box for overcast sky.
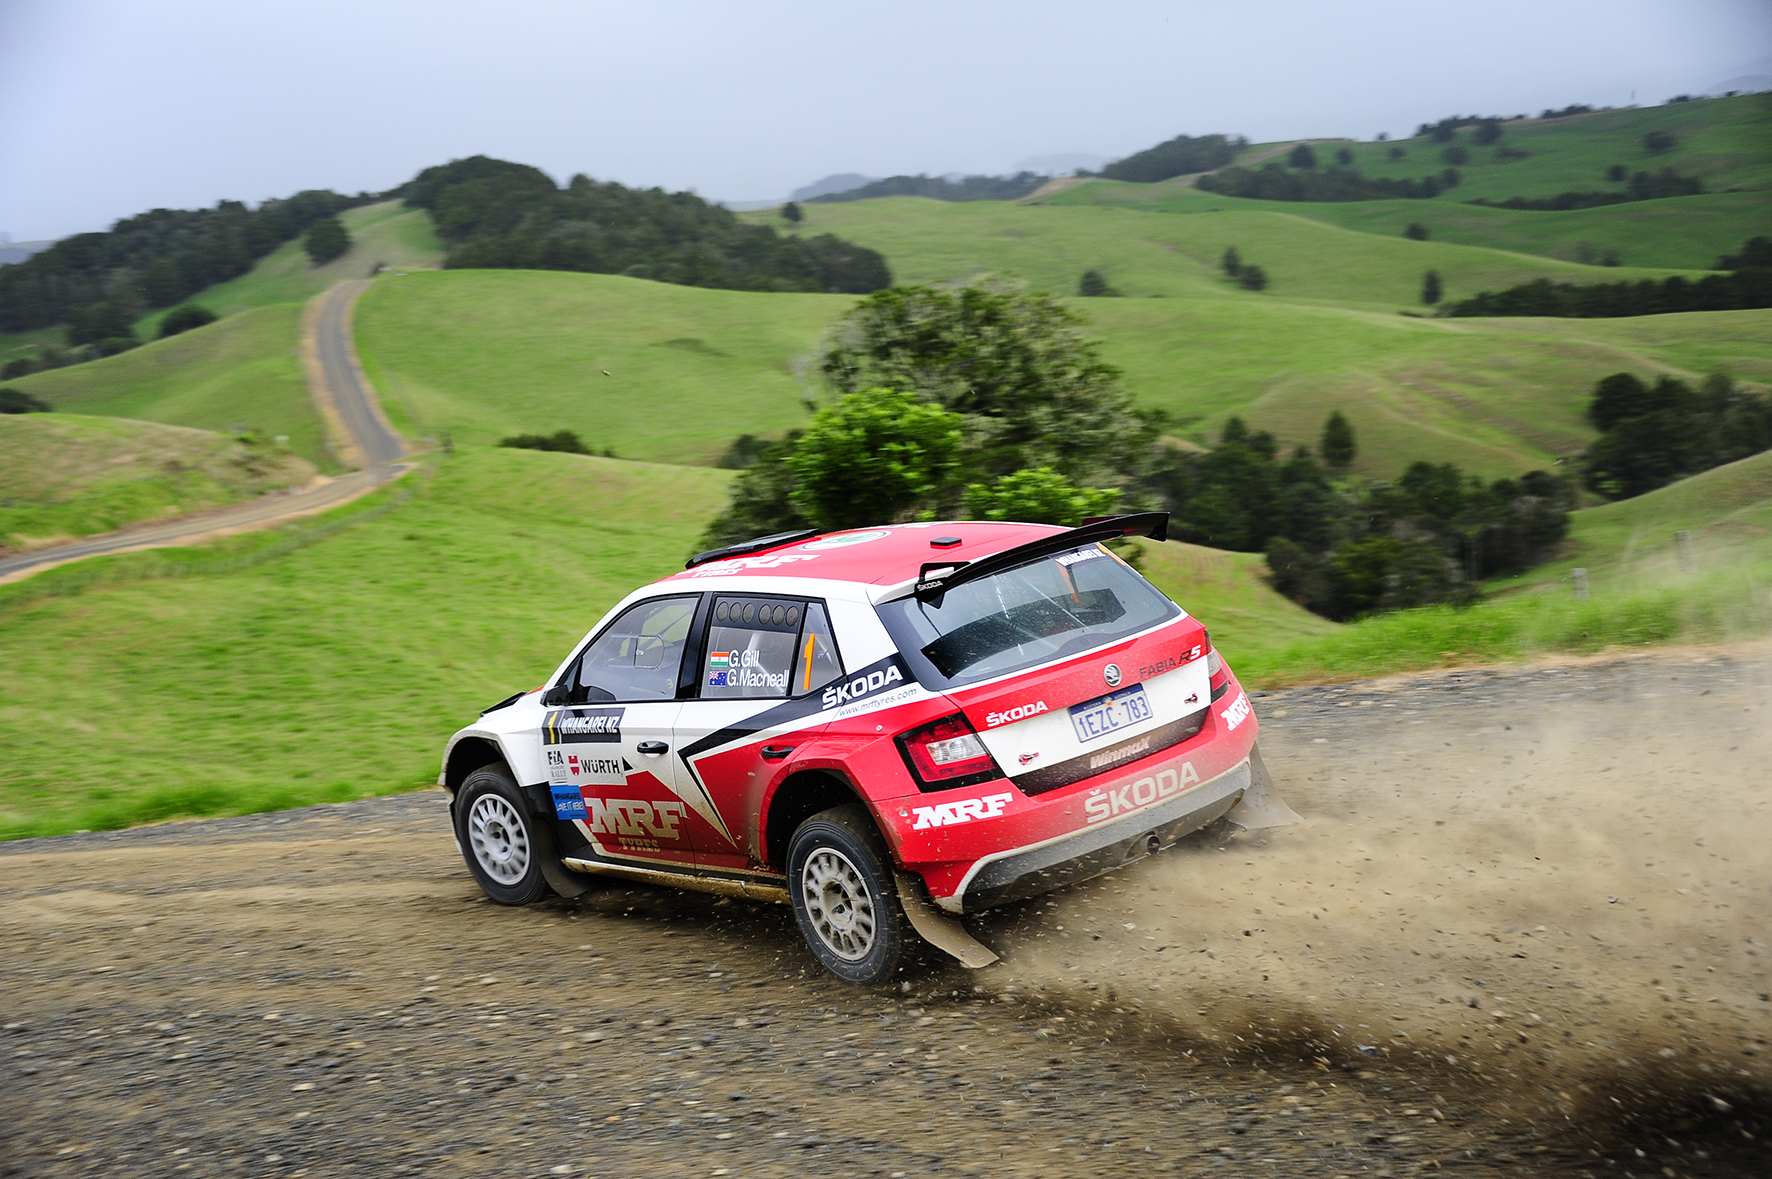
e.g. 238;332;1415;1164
2;0;1767;241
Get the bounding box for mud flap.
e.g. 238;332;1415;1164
895;873;999;969
1223;743;1302;831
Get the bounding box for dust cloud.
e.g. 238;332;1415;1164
976;651;1772;1145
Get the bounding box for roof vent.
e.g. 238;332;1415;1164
930;536;963;549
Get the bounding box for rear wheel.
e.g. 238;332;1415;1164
787;805;907;985
455;763;549;905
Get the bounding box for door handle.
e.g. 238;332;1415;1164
636;741;669;756
760;745;795;761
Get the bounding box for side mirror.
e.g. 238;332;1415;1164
541;685;570;706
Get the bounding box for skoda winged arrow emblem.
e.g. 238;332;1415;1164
1103;663;1122;687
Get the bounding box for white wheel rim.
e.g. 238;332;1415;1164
801;847;876;961
467;794;531;885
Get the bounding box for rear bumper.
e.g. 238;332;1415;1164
952;757;1250;912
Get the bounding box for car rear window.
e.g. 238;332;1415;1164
875;543;1181;688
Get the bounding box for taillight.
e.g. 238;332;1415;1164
896;713;1003;792
1206;648;1224;677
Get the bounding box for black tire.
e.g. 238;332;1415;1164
787;804;907;985
455;763;549;905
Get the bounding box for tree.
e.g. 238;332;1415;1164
1236;264;1268;291
1078;269;1115;297
816;282;1154;484
1320;410;1357;468
1335;147;1354;166
1387;146;1406;160
499;429;592;454
1715;236;1772;270
1643;130;1676;154
68;300;137;346
1421;269;1443;305
159;303;218;338
1220;246;1242;277
1405;222;1430;241
963;467;1118;527
1473;119;1503;146
1440;167;1461;188
785;388;963;529
781;201;803;224
1441;145;1469;166
0;387;50;414
304;216;350;265
1288;144;1317;169
1606;164;1627;182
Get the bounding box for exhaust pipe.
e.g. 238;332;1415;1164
1223;743;1302;831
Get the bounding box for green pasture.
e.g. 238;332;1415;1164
754;196;1691;311
0;412;312;550
1043;185;1769;272
6;304;334;469
0;447;731;840
1232;93;1772;204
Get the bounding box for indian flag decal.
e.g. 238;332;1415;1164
709;652;731;669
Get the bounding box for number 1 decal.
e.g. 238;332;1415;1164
802;634;815;691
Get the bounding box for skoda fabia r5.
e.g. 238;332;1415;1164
439;513;1296;984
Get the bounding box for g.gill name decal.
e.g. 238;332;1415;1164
912;792;1014;830
1083;763;1201;824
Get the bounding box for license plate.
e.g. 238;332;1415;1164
1068;685;1154;744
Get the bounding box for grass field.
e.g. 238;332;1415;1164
0;447;731;839
351;266;1772;482
4;304;335;468
137;200;444;335
0;412;313;551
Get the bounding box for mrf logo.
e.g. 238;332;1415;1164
1083;763;1200;824
1222;692;1252;731
584;798;685;840
911;792;1013;830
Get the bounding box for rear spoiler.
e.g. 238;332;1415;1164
912;512;1169;602
686;528;821;570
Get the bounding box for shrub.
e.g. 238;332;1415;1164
1320;410;1357;468
784;388;964;529
0;387;50;413
1;358;36;379
1237;264;1268;291
93;337;140;357
68;300;138;346
1288;144;1317;169
1404;222;1429;241
1473;119;1503;145
1606;164;1627;182
1643;130;1676;154
1220;246;1242;276
962;467;1118;527
1078;269;1118;297
1335;147;1354;166
1715;236;1772;270
1441;145;1469;166
304;217;350;265
159;303;218;338
499;429;591;454
1441;168;1461;188
717;434;769;469
781;201;803;224
1387;146;1405;160
1421;270;1443;305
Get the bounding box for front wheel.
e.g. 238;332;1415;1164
787;805;908;985
455;763;549;905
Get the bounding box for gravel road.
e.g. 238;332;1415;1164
3;649;1768;1178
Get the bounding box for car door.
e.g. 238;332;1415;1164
542;594;699;868
672;595;846;874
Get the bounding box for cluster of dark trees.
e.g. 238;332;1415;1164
1466;168;1703;212
808;173;1048;203
1415;115;1518;142
1144;413;1570;619
1584;371;1772;499
1220;247;1267;290
1197;161;1460;202
0;189;371;335
498;429;604;456
1098;133;1246;183
1442;249;1772;319
1540;104;1596;120
1077;269;1120;297
405;157;890;294
0;387;50;413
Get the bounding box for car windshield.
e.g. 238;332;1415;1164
875;543;1180;688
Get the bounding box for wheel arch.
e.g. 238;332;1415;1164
443;736;508;799
762;769;870;872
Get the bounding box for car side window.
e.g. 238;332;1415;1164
793;602;843;698
702;597;802;700
573;596;696;702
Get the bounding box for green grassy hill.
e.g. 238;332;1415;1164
6;304;334;468
0;412;313;551
138;200;443;335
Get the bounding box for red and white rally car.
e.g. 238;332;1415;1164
439;514;1297;984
